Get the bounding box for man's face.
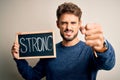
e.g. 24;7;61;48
57;13;81;41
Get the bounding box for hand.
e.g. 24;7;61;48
11;41;19;59
80;23;105;52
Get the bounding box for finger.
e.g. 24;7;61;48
85;39;101;47
11;41;19;53
85;24;96;30
11;46;18;54
85;34;103;40
85;29;102;36
93;45;104;51
80;26;86;34
85;26;103;36
14;42;19;48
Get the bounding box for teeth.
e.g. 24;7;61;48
65;30;72;32
67;31;72;33
65;31;72;35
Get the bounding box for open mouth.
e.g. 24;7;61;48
64;30;73;36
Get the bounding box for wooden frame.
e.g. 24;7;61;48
16;31;56;59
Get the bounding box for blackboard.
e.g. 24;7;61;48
17;31;56;59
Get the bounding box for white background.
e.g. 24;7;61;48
0;0;120;80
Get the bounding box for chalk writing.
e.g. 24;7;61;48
19;36;53;53
17;32;56;58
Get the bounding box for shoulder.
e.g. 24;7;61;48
78;41;92;50
56;41;62;47
79;41;93;53
55;41;93;51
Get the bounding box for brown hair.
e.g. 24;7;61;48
56;2;82;20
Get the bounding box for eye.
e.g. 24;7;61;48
71;22;76;24
61;22;67;25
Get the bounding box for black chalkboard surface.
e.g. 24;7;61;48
17;31;56;59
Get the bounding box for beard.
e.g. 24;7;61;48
60;30;78;41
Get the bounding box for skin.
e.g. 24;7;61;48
11;13;105;59
81;23;105;52
57;13;81;47
57;13;104;52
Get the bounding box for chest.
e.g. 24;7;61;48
46;49;91;75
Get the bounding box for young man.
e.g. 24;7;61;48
11;2;115;80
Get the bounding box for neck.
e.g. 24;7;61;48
62;37;80;47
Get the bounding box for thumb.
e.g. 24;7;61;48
80;26;86;34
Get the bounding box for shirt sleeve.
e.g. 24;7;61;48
93;40;115;70
14;58;46;80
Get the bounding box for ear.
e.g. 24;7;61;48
56;20;60;28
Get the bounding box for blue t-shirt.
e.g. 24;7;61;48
15;41;115;80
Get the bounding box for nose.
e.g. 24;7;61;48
66;23;72;30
